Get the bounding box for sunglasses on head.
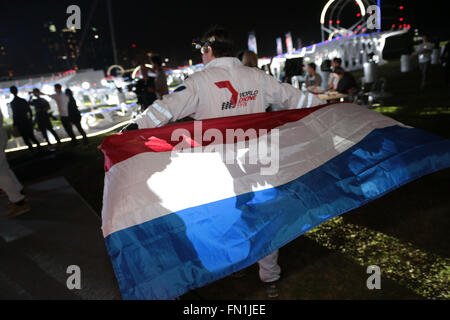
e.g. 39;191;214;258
192;39;212;54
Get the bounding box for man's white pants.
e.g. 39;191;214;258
257;250;281;283
0;151;24;203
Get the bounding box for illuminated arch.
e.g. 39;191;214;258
320;0;366;24
106;64;125;77
131;64;153;79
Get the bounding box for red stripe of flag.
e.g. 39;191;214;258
100;103;333;171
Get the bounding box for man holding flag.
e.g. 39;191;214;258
123;26;321;297
126;27;318;131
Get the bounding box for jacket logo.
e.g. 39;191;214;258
215;81;239;109
215;81;258;110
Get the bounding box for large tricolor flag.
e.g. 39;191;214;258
100;103;450;300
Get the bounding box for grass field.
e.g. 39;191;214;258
5;59;450;299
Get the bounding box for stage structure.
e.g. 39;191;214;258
255;0;409;76
163;0;410;78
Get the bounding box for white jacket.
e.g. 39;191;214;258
134;57;322;128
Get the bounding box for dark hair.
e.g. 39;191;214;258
150;55;163;67
332;66;345;76
332;57;342;65
308;62;316;71
54;83;62;90
10;86;18;95
236;50;245;61
65;88;73;96
201;26;233;58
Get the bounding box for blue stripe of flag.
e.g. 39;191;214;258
105;125;450;299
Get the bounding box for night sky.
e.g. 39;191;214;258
0;0;448;76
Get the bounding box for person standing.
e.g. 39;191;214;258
150;55;169;99
415;34;435;91
66;89;88;145
116;87;127;115
45;84;77;145
9;86;41;151
0;109;30;217
29;88;61;145
136;65;158;113
441;42;450;87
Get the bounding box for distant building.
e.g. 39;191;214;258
42;21;80;71
0;38;12;79
61;27;81;67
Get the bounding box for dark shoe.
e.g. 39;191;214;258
263;280;279;298
231;268;247;279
